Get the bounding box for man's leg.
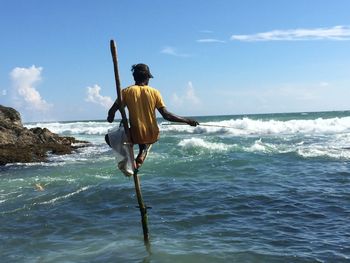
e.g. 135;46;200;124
135;144;152;169
105;134;111;147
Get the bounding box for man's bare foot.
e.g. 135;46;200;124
135;154;145;169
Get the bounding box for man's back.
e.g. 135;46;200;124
123;85;165;144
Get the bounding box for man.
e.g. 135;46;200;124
106;63;199;169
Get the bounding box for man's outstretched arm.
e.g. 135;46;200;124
107;99;120;123
158;107;199;126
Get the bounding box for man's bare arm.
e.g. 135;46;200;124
158;107;199;126
107;99;119;123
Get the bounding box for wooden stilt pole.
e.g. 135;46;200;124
133;169;149;242
110;40;150;243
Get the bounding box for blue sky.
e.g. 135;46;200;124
1;0;350;122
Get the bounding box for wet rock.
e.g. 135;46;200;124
0;105;90;165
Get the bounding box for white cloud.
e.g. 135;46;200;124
171;81;201;107
10;65;52;111
231;25;350;41
197;38;226;43
1;89;7;96
160;46;190;57
85;84;113;109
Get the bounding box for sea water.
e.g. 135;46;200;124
1;111;349;262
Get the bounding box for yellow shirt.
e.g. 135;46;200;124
122;85;165;144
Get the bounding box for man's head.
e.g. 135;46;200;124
131;63;153;83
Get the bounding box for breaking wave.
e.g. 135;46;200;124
25;116;350;137
178;138;233;151
22;115;350;161
25;121;113;136
177;136;350;160
161;116;350;136
34;186;91;205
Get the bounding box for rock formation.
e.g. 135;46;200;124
0;105;89;165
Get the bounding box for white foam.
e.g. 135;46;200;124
21;116;350;162
24;121;114;136
24;116;350;139
5;144;112;167
297;147;350;159
5;161;68;167
161;116;350;136
178;138;232;151
245;139;269;153
241;138;350;160
35;186;91;205
46;143;111;163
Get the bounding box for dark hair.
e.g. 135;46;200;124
131;63;153;82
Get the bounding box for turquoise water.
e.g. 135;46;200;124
1;112;350;262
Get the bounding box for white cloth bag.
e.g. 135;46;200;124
107;126;134;176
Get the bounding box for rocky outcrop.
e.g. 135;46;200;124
0;105;89;165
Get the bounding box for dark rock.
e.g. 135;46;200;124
0;105;90;165
0;105;22;128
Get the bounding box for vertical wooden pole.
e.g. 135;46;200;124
133;169;149;242
110;40;150;243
